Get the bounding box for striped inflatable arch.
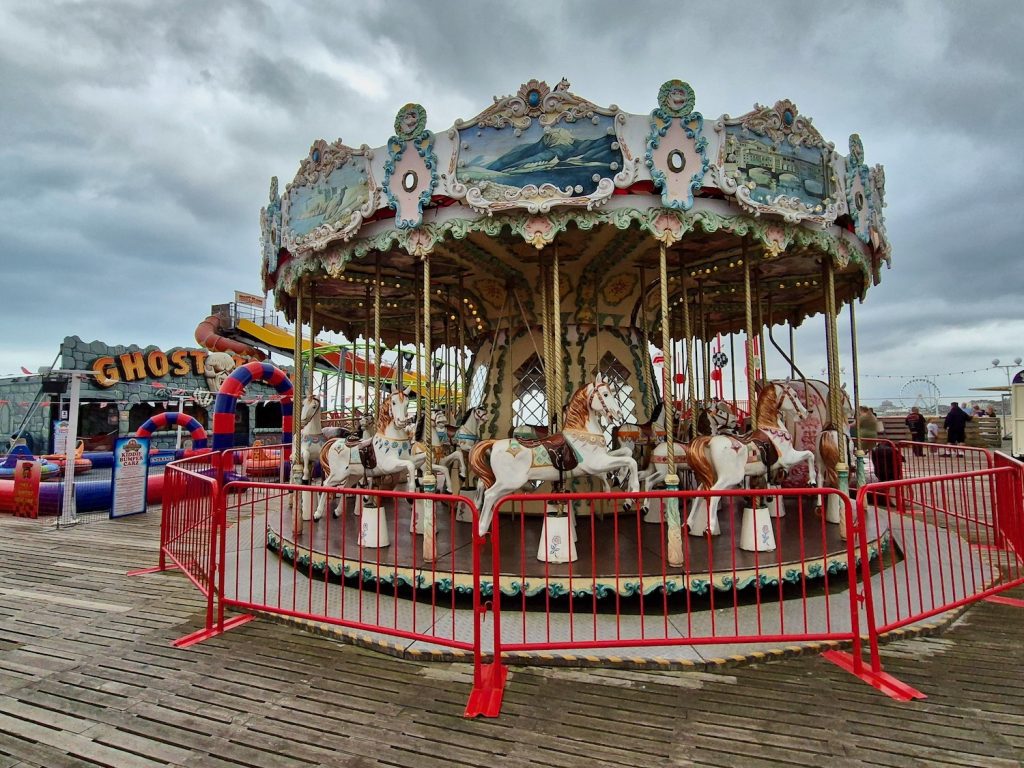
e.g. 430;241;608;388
212;362;293;452
136;412;208;449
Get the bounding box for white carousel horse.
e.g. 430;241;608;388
405;410;457;494
468;373;640;537
299;395;327;483
685;382;817;536
621;401;740;495
772;379;852;488
314;388;424;520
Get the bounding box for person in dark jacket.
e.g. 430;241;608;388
904;406;927;456
942;401;971;455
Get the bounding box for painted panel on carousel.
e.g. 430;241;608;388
713;100;841;225
383;103;437;230
845;134;873;245
260;176;282;289
868;163;889;256
645;80;709;211
282;139;376;252
448;79;638;214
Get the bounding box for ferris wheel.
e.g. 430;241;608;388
900;377;941;413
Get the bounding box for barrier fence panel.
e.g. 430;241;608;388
844;465;1024;699
992;452;1024;559
132;451;223;647
217;479;488;709
895;440;992;479
485;488;865;690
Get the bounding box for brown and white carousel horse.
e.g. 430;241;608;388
469;374;640;537
315;388;426;520
685;382;817;536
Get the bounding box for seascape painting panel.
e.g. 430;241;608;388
287;161;369;238
721;125;829;208
457;115;621;199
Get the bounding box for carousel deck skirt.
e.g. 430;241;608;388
264;497;891;599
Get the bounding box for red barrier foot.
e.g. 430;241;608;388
821;650;927;702
172;614;257;649
127;564;179;576
984;595;1024;608
464;662;508;718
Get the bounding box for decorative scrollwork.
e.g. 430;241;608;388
736;99;829;149
293;139;354;186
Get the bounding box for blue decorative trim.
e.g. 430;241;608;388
382;124;438;231
845;135;874;245
267;527;890;600
645;109;709;211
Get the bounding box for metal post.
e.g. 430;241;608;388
291;283;304;536
660;240;683;566
58;373;82;527
421;253;437;562
850;300;865;486
743;243;756;416
175;395;185;450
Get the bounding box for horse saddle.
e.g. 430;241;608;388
515;434;579;472
444;424;459;443
512;424;550;441
357;440;376;470
749;430;780;471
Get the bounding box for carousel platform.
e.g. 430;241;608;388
265;495;891;599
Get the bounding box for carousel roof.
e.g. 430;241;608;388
259;79;890;346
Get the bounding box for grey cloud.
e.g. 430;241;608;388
0;0;1019;400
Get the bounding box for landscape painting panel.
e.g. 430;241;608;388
458;115;621;199
721;125;829;208
288;161;369;238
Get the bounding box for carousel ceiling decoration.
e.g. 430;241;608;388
260;78;892;339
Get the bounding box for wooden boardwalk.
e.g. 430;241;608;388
0;512;1022;767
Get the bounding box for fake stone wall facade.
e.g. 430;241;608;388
0;337;290;454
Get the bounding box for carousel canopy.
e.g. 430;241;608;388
259;78;890;348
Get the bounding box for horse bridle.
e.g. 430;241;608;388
300;399;320;429
592;383;621;425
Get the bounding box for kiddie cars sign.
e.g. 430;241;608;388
89;349;246;388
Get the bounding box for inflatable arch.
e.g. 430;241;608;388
136;412;208;449
212;362;293;452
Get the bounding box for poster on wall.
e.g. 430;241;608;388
53;420;69;454
111;436;150;518
12;460;41;518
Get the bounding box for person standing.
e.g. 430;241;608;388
943;401;971;456
857;406;879;440
904;406;927;456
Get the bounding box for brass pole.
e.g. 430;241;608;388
850;299;865;485
743;241;756;420
681;272;695;440
291;280;304;535
661;240;683;566
552;246;563;428
374;259;382;418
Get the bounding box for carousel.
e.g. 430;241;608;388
257;78;890;597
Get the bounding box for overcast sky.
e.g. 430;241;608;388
1;0;1021;407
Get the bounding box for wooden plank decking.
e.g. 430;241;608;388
0;511;1022;767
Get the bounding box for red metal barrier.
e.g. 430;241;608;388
895;440;992;478
216;479;489;712
836;464;1024;699
480;487;866;704
138;448;1024;717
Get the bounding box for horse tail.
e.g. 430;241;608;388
469;439;496;489
819;428;840;488
687;436;716;490
320;438;338;470
610;425;621;451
